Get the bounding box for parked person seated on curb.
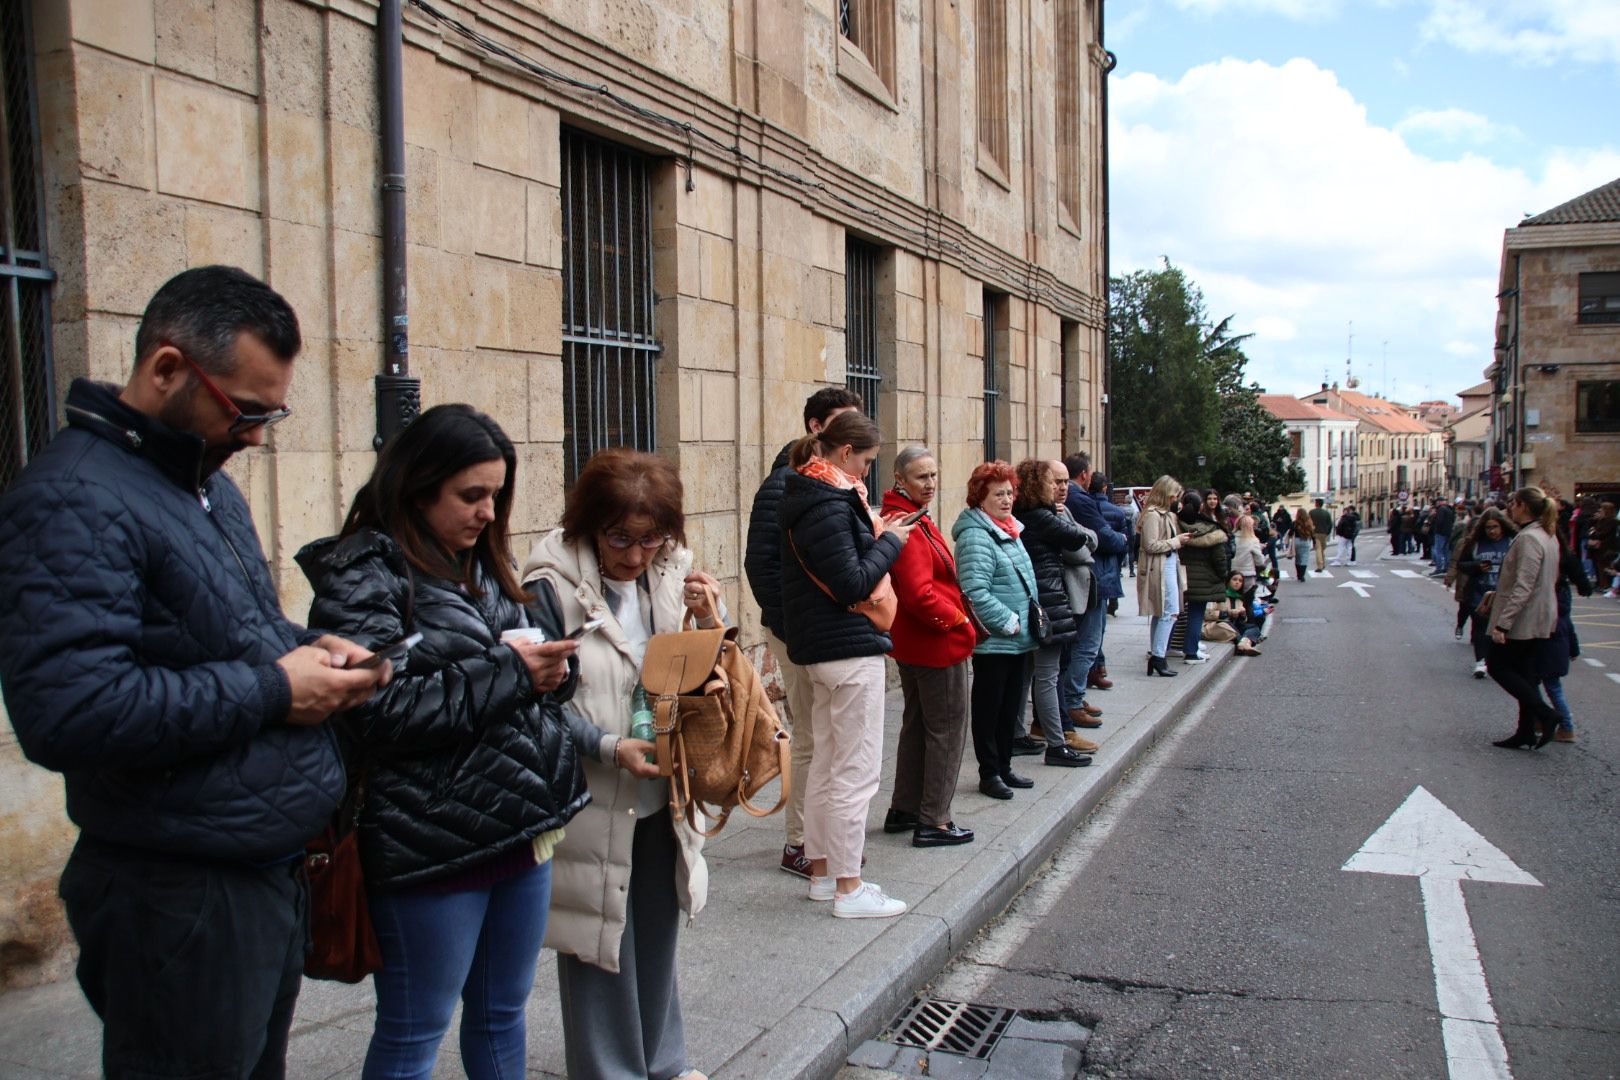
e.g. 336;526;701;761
742;388;863;880
1205;572;1263;656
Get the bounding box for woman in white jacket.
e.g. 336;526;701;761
522;448;718;1080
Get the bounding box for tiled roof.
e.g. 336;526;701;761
1302;389;1434;433
1520;177;1620;226
1261;394;1356;423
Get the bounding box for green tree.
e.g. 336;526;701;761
1108;261;1304;502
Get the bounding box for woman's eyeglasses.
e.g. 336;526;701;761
603;530;670;551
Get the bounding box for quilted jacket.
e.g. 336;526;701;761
298;529;589;890
951;508;1039;656
1013;503;1088;643
742;442;794;639
0;379;341;863
778;468;904;666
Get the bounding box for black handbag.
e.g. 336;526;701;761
1013;563;1053;645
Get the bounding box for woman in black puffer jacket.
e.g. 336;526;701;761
1012;458;1094;767
298;405;588;1080
779;410;913;920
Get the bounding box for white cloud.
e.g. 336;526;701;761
1394;107;1513;146
1167;0;1340;17
1109;57;1620;404
1419;0;1620;67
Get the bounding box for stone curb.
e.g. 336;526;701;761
716;649;1234;1080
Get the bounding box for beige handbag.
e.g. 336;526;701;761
640;588;791;837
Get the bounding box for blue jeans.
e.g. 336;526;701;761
365;859;552;1080
1061;603;1107;712
1182;602;1207;658
1543;678;1573;732
1431;532;1451;572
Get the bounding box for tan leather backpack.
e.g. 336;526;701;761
640;593;791;837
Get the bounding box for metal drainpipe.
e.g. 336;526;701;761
374;0;420;449
1099;4;1116;472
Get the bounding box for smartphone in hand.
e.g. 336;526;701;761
900;508;928;526
565;617;607;640
353;632;423;670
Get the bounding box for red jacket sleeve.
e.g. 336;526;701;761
891;528;969;632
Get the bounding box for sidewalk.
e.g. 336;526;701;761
0;590;1231;1080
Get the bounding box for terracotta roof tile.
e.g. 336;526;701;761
1521;177;1620;226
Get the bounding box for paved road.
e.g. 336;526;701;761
925;554;1620;1079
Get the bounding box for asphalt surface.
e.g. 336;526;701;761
921;549;1620;1079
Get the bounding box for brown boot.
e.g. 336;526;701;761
1068;706;1102;730
1087;666;1113;690
1065;730;1099;753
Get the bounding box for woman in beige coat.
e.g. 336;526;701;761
1485;486;1564;750
522;448;716;1080
1135;475;1193;677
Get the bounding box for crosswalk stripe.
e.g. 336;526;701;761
1608;673;1620;686
1391;569;1422;579
1318;569;1334;578
1350;569;1376;579
1582;657;1605;668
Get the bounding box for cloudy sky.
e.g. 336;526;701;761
1106;0;1620;406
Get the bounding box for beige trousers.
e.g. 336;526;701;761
801;654;886;881
766;629;815;848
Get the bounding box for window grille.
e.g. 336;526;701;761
561;129;659;486
0;2;54;492
845;238;880;500
983;291;1000;461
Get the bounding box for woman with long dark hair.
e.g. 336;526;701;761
1290;507;1313;582
1452;507;1515;678
1176;490;1230;665
298;404;588;1080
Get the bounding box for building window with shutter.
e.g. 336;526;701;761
838;0;896;97
1576;380;1620;434
1054;0;1083;229
1577;272;1620;325
975;0;1009;176
560;129;660;486
0;2;55;493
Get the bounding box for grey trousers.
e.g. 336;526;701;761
890;659;971;826
557;810;690;1080
1031;642;1068;748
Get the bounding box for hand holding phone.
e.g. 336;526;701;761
354;632;423;670
900;507;928;526
565;617;607;640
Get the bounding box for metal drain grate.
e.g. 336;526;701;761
883;996;1017;1059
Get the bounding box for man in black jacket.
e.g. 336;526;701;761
742;387;861;878
0;267;386;1079
1061;453;1128;736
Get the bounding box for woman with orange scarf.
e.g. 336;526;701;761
777;411;914;918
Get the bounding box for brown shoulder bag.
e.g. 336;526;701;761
640;588;792;838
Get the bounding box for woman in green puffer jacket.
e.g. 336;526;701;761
952;461;1039;802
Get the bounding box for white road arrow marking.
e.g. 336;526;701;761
1350;568;1377;579
1391;569;1424;579
1343;786;1541;1080
1338;581;1374;598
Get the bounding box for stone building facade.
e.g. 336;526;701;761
1299;385;1443;522
1490;177;1620;504
0;0;1109;987
1257;393;1357;503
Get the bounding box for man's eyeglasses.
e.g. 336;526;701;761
602;530;670;551
176;350;292;434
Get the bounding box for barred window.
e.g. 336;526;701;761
983;291;1005;462
0;2;55;492
560;129;659;486
845;238;881;500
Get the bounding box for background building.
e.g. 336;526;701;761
1258;393;1357;503
0;0;1111;988
1489;177;1620;504
1299;384;1443;521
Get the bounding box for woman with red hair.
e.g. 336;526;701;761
951;461;1041;800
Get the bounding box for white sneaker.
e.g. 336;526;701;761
1472;659;1487;679
1182;654;1208;664
1453;628;1464;642
832;882;907;919
807;875;835;902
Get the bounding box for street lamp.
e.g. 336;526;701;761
1196;454;1206;468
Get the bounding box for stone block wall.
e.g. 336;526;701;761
1;0;1106;988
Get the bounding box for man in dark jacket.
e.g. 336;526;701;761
742;386;860;878
0;267;386;1078
1429;498;1456;576
1061;453;1127;727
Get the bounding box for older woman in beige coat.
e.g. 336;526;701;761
523;448;715;1080
1136;475;1193;677
1485;486;1564;751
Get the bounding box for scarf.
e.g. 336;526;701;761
799;456;876;534
978;507;1021;539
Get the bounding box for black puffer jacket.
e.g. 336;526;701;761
743;443;794;639
778;469;903;666
1014;504;1086;643
298;529;589;890
0;380;341;864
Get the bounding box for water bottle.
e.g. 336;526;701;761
629;684;657;764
